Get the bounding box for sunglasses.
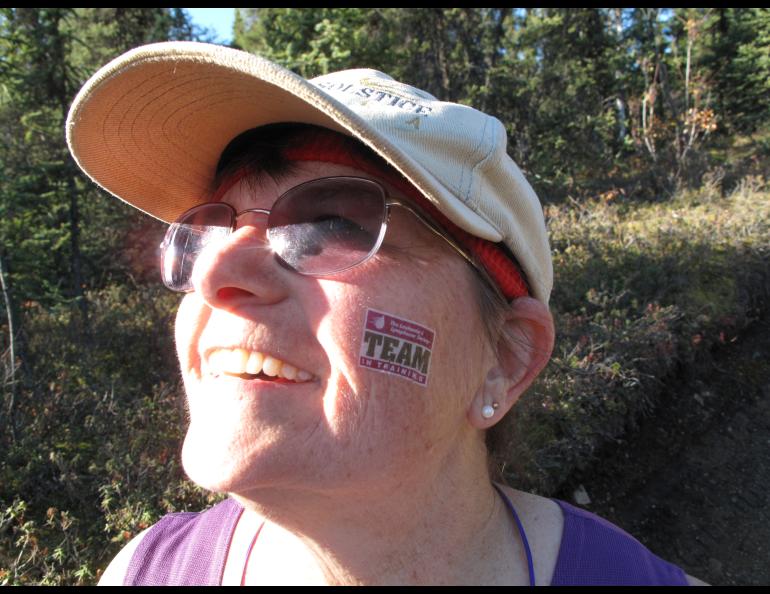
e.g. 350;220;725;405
160;176;494;294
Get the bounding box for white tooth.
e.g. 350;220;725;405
262;356;282;377
245;351;264;375
280;363;297;380
208;348;312;381
208;349;227;374
228;348;249;374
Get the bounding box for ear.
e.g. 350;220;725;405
469;297;554;428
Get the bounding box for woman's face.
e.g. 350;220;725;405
176;161;493;497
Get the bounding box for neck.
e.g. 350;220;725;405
231;439;526;585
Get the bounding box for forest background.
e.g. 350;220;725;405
0;7;768;585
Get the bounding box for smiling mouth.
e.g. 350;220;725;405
206;348;314;383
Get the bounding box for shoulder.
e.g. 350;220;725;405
98;527;152;586
686;573;710;586
550;499;691;586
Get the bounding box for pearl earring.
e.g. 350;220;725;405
482;402;499;419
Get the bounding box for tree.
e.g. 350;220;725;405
0;9;198;313
233;8;630;198
705;9;770;134
234;8;398;78
1;9;199;585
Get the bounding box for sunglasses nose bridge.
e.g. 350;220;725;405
223;208;270;249
189;207;289;304
233;207;270;232
186;207;271;285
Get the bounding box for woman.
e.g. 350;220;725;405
67;42;704;585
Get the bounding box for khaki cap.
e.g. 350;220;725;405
66;42;552;303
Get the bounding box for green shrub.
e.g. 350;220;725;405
502;179;770;493
0;285;218;585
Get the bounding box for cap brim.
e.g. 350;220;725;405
66;42;501;241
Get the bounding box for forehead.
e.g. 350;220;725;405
217;161;381;210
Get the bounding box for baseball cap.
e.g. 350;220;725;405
66;41;552;303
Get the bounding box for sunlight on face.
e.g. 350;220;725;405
175;162;493;497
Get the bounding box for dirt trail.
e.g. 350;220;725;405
556;317;770;586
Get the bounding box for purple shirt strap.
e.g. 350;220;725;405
549;498;689;586
123;498;242;586
493;482;536;586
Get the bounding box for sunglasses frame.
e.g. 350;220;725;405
160;176;503;299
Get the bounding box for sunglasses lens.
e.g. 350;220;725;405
160;178;389;291
267;178;387;274
161;203;233;291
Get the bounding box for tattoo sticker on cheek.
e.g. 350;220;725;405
359;309;435;387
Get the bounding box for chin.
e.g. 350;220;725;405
179;424;269;494
181;431;237;493
180;421;315;496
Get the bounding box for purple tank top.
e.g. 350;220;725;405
124;495;689;586
549;499;688;586
124;499;243;586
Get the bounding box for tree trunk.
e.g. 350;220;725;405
0;254;19;443
613;8;628;143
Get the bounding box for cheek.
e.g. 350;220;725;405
312;267;447;416
174;293;209;377
316;255;482;389
309;256;487;443
310;282;370;429
313;270;413;393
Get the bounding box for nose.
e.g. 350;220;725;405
191;215;289;310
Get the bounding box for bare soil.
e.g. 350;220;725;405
556;317;770;586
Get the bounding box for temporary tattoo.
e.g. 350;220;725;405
359;309;435;387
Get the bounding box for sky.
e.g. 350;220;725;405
184;8;236;44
